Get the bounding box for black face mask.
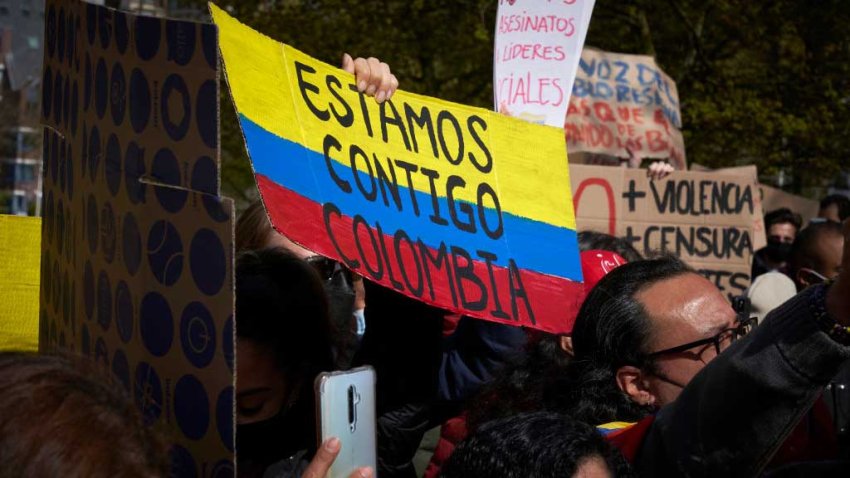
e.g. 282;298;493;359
237;405;312;472
765;237;792;263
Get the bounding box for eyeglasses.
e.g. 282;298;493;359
799;268;833;285
647;317;758;359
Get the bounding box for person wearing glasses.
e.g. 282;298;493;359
787;220;850;458
788;221;845;291
558;219;850;475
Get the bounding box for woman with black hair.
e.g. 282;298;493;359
235;248;336;477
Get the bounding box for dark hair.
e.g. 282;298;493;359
441;411;634;478
820;194;850;221
467;330;571;432
235;199;273;253
235;248;334;448
0;352;169;477
764;208;803;232
578;230;643;262
553;256;695;425
788;221;844;281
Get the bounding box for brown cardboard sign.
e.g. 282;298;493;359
571;164;759;298
566;48;686;169
40;0;234;473
760;184;819;225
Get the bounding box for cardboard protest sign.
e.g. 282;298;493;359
707;165;767;250
761;184;819;225
566;49;686;169
493;0;595;127
212;5;584;334
40;1;234;473
571;165;758;298
0;215;41;351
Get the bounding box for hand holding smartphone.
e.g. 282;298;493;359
315;366;377;478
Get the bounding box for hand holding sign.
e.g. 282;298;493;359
341;53;398;103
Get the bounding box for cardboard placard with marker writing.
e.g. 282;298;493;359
571;164;761;298
212;4;585;334
40;0;235;473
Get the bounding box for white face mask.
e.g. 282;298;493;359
353;308;366;337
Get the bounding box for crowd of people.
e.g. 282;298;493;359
1;54;849;478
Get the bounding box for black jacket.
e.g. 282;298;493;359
635;284;850;476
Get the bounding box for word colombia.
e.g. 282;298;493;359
294;61;540;325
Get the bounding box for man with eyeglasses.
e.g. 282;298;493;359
786;220;850;459
788;221;845;291
564;220;850;475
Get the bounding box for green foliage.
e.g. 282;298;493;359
195;0;850;202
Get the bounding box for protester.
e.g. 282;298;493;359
556;219;850;474
0;352;169;477
788;221;845;290
424;247;630;478
236;199;363;367
786;220;850;455
235;248;337;477
819;194;850;223
439;412;634;478
752;208;804;279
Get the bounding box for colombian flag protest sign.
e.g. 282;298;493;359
211;4;584;333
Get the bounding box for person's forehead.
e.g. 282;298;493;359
768;222;796;235
636;273;735;339
236;339;281;386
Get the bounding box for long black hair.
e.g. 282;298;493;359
469;256;693;429
551;255;694;424
235;248;335;459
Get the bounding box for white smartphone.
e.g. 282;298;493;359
315;366;377;478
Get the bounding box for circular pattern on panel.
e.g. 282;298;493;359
169;445;198;478
86;194;98;254
139;292;174;357
88;125;101;181
95;57;108;119
134;362;163;426
101;201;117;264
83;260;95;320
105;133;122;197
216;387;234;452
97;270;112;331
110;62;127;127
114;11;129;54
161;74;191;142
124;141;147;204
151;148;188;213
129;69;151;134
115;280;134;344
222;315;234;372
166;20;196;66
122;212;142;276
135;15;161;61
180;302;216;369
174;374;210;440
112;348;131;392
146;219;183;286
189;229;226;296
